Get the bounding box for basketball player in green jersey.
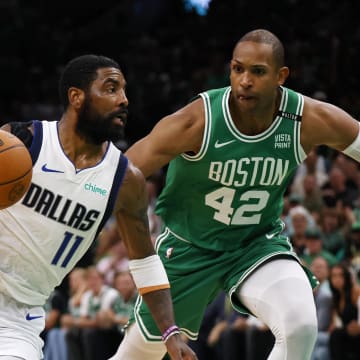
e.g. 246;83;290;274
110;29;360;360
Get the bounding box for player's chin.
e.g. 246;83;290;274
238;98;257;109
109;127;125;142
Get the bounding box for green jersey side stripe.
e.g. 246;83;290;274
294;93;306;164
182;92;212;161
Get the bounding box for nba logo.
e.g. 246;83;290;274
166;247;174;259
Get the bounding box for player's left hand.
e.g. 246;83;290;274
165;334;198;360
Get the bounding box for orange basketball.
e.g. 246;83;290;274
0;129;33;209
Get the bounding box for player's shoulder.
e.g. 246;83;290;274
1;121;34;148
300;92;357;153
195;85;230;98
158;95;205;136
115;158;147;210
123;159;145;185
302;94;342;121
301;96;337;134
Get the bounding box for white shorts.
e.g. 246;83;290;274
0;292;45;359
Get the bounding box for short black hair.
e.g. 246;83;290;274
58;54;121;109
235;29;285;68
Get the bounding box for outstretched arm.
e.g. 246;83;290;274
125;98;205;178
301;97;359;154
113;161;197;359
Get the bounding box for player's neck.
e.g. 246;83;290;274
58;117;108;170
230;89;281;136
233;112;275;135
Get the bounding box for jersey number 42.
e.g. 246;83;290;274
205;187;270;225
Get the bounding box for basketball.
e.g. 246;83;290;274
0;129;33;209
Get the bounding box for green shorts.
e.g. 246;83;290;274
131;227;318;342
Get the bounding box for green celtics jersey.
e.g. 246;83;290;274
155;86;306;251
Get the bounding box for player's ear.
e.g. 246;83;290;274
68;87;84;109
278;66;289;86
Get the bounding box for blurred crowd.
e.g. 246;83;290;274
2;0;360;144
2;0;360;359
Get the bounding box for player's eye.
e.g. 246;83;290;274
232;64;243;73
253;67;266;75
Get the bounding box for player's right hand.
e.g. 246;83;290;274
165;334;198;360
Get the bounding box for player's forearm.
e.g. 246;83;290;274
129;255;177;335
142;289;177;333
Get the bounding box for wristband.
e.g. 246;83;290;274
162;325;180;343
129;255;170;295
343;122;360;162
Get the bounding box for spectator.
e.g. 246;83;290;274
321;165;358;210
332;153;360;192
301;173;324;222
96;240;129;287
287;205;314;256
89;271;138;359
300;227;338;268
66;267;118;360
310;256;332;360
94;217;121;261
107;271;137;329
281;193;303;236
41;288;67;343
43;268;88;360
290;146;328;197
328;263;360;360
218;310;249;360
344;222;360;284
245;316;274;360
319;207;346;261
187;291;228;360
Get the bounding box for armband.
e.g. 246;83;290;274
343;122;360;162
162;325;180;343
129;255;170;295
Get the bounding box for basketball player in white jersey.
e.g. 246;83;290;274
0;55;197;360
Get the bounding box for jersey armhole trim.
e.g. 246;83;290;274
29;120;43;165
181;92;211;162
95;152;128;237
294;94;306;164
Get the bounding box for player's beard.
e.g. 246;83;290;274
76;97;127;145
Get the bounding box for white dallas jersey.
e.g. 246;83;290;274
0;120;128;306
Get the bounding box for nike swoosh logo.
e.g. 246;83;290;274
26;313;43;321
41;164;64;173
265;233;276;239
214;140;236;148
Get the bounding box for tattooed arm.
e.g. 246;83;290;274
113;160;197;359
113;160;156;260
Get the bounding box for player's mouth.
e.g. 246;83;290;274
238;94;256;101
112;110;128;126
113;116;124;126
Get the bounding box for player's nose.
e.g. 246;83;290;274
117;88;129;107
240;71;253;88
